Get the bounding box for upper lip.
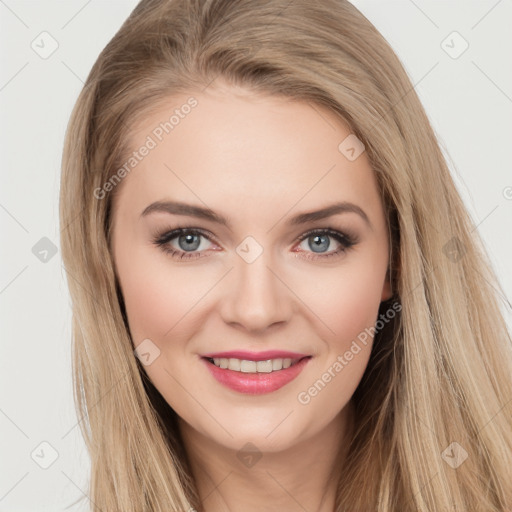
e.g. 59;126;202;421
201;350;310;361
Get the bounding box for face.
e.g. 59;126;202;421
111;81;391;453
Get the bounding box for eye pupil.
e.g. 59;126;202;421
309;234;329;253
179;233;201;251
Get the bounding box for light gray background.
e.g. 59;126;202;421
1;1;511;510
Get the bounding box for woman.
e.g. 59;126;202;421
59;0;512;510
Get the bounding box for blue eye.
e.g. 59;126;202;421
295;228;356;260
152;227;356;261
153;228;215;260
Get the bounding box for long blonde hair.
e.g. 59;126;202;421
59;1;512;510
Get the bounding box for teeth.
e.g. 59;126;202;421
240;360;257;373
256;360;273;373
229;358;241;371
210;357;301;373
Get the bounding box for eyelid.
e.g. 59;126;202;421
294;227;357;244
153;226;218;245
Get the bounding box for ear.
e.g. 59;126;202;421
381;269;393;301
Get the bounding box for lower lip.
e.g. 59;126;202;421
202;357;311;395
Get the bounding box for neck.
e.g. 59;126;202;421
178;401;355;512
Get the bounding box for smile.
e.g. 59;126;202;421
201;355;312;394
207;356;302;372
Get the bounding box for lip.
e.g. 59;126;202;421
201;350;309;361
201;355;312;395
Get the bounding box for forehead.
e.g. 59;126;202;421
114;85;382;224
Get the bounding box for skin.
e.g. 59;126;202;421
111;80;392;512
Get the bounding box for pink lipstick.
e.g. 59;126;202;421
201;350;311;394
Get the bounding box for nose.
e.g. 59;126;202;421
219;251;294;333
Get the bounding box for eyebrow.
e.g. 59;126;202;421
140;200;372;229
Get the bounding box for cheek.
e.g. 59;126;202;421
294;255;385;416
326;273;382;349
116;246;216;345
298;251;387;349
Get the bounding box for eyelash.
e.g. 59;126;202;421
152;226;357;262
